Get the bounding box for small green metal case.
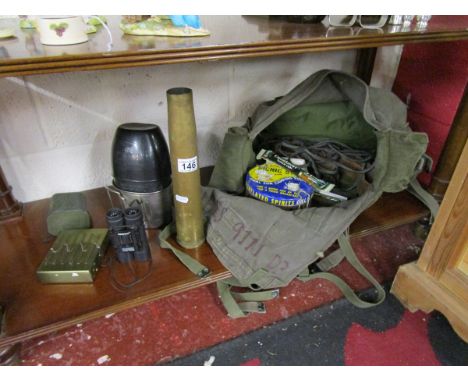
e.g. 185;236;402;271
47;193;91;236
36;229;109;284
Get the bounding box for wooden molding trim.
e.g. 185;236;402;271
391;262;468;342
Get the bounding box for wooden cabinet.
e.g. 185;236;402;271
392;138;468;342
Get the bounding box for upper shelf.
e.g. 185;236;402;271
1;15;468;77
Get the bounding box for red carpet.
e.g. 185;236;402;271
241;358;261;366
344;310;441;366
167;289;467;366
227;309;444;366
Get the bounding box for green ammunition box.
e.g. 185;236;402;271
36;229;109;284
47;192;91;236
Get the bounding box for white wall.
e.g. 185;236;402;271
0;47;400;202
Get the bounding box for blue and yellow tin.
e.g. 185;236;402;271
246;163;314;209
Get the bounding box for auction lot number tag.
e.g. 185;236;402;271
178;156;198;173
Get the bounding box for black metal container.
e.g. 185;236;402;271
112;123;171;193
109;123;172;228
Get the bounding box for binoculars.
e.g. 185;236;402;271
106;207;151;263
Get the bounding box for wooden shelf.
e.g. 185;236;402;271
0;165;429;347
1;16;467;77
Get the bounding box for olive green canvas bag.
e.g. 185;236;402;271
160;69;439;318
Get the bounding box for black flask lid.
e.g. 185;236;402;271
112;123;171;193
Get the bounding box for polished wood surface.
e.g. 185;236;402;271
0;187;229;348
1;16;468;77
348;191;428;239
392;141;468;342
419;140;468;283
0;177;428;347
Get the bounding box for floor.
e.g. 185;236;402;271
167;289;468;366
16;223;466;366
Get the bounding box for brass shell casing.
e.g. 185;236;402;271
167;88;205;249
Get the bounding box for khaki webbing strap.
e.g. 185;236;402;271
232;289;279;302
217;279;279;318
317;248;345;271
217;280;247;318
336;233;386;306
159;224;210;278
297;249;344;280
220;276;247;287
298;271;383;308
238;302;267;314
407;177;439;222
298;233;385;308
298;267;311;278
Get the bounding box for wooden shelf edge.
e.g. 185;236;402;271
1;32;467;78
2;28;468;67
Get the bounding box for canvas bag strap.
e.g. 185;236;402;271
297;250;343;279
159;224;210;278
406;154;439;222
217;278;279;318
316;249;344;271
407;177;439;222
297;248;344;277
298;233;386;308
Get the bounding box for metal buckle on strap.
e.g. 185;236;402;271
256;302;266;314
416;154;433;174
197;268;211;278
